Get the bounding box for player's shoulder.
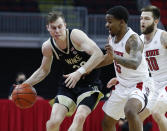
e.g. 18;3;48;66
161;29;167;37
71;28;86;37
160;29;167;48
127;34;139;43
70;28;88;44
126;33;143;51
42;38;50;47
126;28;139;42
42;38;52;56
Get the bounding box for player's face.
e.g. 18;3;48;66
140;12;155;34
47;17;66;40
105;14;121;36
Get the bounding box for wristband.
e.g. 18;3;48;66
77;67;86;75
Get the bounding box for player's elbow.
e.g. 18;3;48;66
131;65;138;70
40;67;50;76
44;69;51;75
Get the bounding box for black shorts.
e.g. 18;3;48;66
54;83;103;116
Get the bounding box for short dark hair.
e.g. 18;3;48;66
141;5;160;20
106;6;129;23
46;11;65;25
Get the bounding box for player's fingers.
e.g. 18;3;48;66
107;80;113;88
113;80;118;85
69;82;74;88
106;50;112;54
106;48;112;53
105;44;110;47
66;78;73;88
69;78;77;88
105;46;111;50
63;74;69;78
71;80;77;88
64;76;70;84
105;44;111;49
107;83;112;88
111;78;118;84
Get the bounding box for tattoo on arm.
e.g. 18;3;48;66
114;35;142;70
160;32;167;49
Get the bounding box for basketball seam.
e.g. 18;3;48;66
12;93;36;96
14;98;34;105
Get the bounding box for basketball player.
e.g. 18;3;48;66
139;5;167;131
97;6;152;131
22;11;104;131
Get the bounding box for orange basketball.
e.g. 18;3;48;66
12;83;37;109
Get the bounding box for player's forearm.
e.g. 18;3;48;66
24;68;50;86
114;55;140;70
83;50;104;73
96;54;113;69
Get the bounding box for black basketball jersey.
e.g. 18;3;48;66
50;29;101;85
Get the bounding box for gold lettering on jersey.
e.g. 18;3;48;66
146;49;159;57
65;54;82;65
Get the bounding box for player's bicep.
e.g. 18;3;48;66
40;43;53;72
160;31;167;49
40;55;53;72
81;38;100;55
127;35;142;62
71;29;100;55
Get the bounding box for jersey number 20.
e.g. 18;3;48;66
73;61;86;69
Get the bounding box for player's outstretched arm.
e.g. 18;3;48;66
24;42;53;86
161;31;167;49
114;34;143;70
96;44;114;69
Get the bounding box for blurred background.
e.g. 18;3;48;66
0;0;166;131
0;0;166;99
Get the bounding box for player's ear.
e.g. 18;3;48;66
120;19;125;26
154;19;159;25
46;25;49;31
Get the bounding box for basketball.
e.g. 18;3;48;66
12;83;37;109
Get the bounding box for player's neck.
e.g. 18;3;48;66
115;26;128;43
55;32;67;49
144;28;157;43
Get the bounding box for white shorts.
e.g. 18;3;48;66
103;79;153;120
147;81;167;114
